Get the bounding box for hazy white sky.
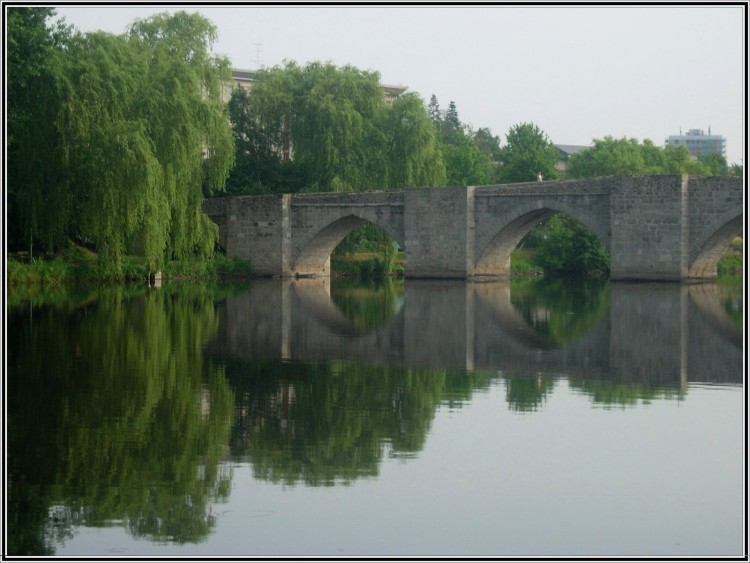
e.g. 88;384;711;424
53;4;746;165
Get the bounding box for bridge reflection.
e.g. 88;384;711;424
207;279;742;386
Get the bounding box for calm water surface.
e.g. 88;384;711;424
6;277;744;557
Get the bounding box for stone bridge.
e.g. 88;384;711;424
203;175;743;281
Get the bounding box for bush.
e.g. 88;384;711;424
533;215;609;277
717;253;742;276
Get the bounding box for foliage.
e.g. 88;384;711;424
7;243;252;287
509;248;545;276
428;96;495;185
227;61;445;195
532;214;610;276
442;133;492;186
6;7;71;255
6;10;234;276
497;122;560;183
472;127;504;181
333;223;399;279
717;252;742;276
566;136;736;178
382;93;446;188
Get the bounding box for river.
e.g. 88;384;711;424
5;277;744;557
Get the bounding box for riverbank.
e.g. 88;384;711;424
6;238;742;288
6;242;253;288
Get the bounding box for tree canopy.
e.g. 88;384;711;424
7;9;235;275
226;61;445;195
427;96;496;185
566;136;735;178
497;122;560;183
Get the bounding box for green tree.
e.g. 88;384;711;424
533;214;610;276
7;11;234;275
442;134;492;185
566;136;733;178
6;8;71;255
427;93;442;124
697;152;729;175
442;100;462;142
472;127;503;182
381;92;446;188
233;61;445;194
427;96;492;185
498;122;559;183
225;85;297;195
567;136;650;177
728;163;743;177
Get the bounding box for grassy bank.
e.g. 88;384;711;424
7;242;252;288
331;251;404;280
511;238;743;278
7;237;742;287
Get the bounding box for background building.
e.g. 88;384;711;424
222;68;407;104
554;144;590;174
666;128;726;158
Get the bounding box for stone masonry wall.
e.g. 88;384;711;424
204;175;742;280
609;176;688;280
203;194;289;276
686;176;744;278
404;187;472;278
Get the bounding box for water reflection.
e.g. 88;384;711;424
509;277;609;346
5;277;743;554
330;278;405;331
7;285;235;554
209;278;742;385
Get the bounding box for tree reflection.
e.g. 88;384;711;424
329;278;404;331
223;358;450;485
716;276;743;330
568;379;685;407
503;374;557;412
7;285;234;555
510;277;609;345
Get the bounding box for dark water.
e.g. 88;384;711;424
5;277;744;557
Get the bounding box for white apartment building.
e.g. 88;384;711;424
666;128;726;158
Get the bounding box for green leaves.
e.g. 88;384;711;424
498;122;559;183
8;10;235;274
227;62;446;194
566;136;734;178
533;214;610;276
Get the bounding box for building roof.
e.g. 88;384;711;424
555;144;590;157
230;68;407;98
232;68;257;82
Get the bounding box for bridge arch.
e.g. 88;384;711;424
292;214;404;277
473;201;610;278
688;211;743;279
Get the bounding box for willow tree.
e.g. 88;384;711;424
6;7;71;255
127;11;234;267
18;11;234;275
236;61;445;194
381;92;446;188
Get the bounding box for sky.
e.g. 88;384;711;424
52;4;746;165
